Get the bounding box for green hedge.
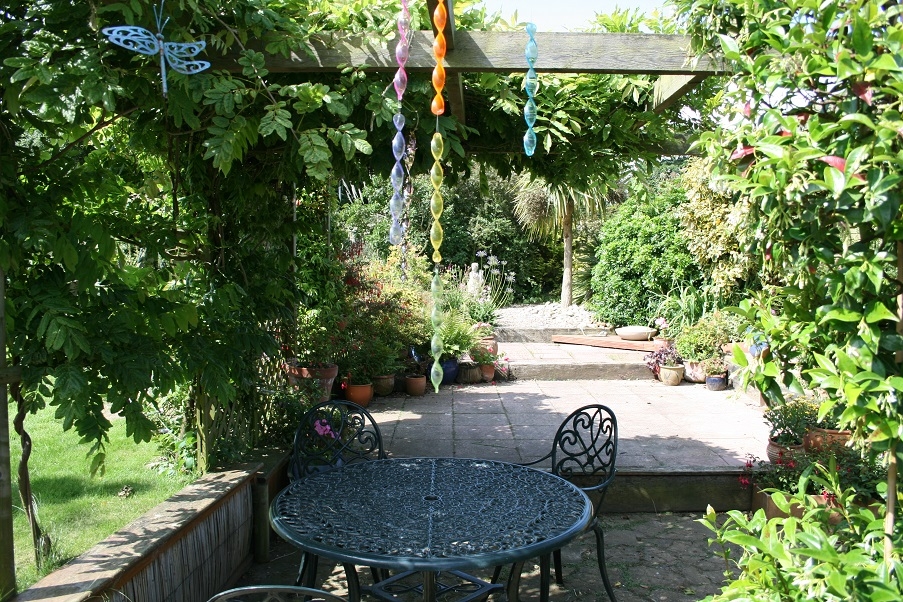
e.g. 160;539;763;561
590;187;702;326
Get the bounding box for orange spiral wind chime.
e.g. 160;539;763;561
428;0;447;392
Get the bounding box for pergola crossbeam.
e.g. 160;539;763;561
211;31;724;76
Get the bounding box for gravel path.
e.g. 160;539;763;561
495;302;606;330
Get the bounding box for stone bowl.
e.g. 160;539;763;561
614;325;657;341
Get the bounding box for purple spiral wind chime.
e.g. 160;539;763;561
389;0;412;247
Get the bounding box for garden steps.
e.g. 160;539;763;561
498;338;651;381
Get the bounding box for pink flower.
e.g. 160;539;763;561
314;419;337;439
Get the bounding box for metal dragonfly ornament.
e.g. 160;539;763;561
102;0;210;97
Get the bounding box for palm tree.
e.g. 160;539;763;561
514;176;624;307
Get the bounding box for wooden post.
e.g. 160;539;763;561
252;475;270;563
0;267;18;601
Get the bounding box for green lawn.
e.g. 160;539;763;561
8;405;193;590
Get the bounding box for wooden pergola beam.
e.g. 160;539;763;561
210;31;724;76
652;73;708;114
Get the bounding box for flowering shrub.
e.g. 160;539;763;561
469;346;498;365
653;316;670;338
740;445;884;503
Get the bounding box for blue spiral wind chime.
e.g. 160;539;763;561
523;23;538;156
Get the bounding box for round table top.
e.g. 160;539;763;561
270;457;592;572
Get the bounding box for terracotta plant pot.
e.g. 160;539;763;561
479;336;499;355
344;383;373;407
297;363;339;402
372;374;395;397
766;438;804;464
658;364;684;386
405;375;427;396
803;427;852;453
479;363;496;382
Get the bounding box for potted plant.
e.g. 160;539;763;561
471;322;498;354
370;348;405;397
436;309;479;385
643;346;684;386
284;309;345;402
762;397;818;462
469;346;498;382
674;317;721;383
702;356;729;391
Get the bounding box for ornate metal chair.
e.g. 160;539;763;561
288;400;387;590
206;585;348;602
288;400;387;481
496;404;619;601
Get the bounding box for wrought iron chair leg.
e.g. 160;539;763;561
553;548;564;585
594;525;617;601
370;566;388;584
539;554;551;602
343;563;362;602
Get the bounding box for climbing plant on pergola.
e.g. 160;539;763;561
0;0;723;595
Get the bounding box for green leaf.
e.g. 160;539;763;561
864;302;897;324
821;307;861;323
824;166;846;197
716;34;741;61
869;53;901;71
851;16;874;56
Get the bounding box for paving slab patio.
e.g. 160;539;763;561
369;377;769;472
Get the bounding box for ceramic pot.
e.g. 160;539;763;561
439;358;459;385
705;374;728;391
456;363;482;384
344;383;373;407
405;375;427;396
479;363;496;382
766;438;804;464
803;427;852;453
372;375;395;397
683;361;706;383
285;363;338;402
658;364;684;386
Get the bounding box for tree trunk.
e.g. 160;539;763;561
12;385;49;567
560;196;574;308
0;268;17;601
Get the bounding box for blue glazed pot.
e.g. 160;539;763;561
440;358;459;385
705;374;728;391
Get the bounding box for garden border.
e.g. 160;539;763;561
12;461;279;602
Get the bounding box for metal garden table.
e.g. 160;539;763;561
270;457;592;602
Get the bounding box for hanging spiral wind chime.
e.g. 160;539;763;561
523;23;538;156
389;0;411;247
428;0;448;392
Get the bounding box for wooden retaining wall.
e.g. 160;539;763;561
14;464;262;602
